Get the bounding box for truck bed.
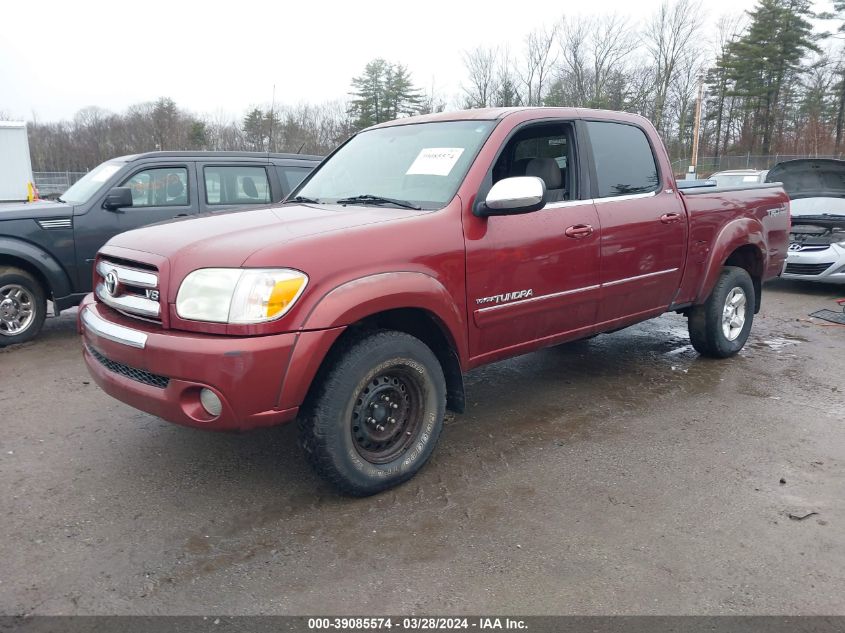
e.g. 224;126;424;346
674;183;791;307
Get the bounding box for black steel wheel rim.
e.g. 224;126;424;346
350;366;425;464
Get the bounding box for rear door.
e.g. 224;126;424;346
74;162;197;291
198;162;276;212
583;120;686;326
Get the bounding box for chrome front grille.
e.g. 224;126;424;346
95;259;161;321
789;243;831;252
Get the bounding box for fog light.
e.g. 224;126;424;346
199;388;222;417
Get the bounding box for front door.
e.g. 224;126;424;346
74;163;197;290
464;121;602;362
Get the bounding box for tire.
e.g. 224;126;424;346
298;329;447;496
0;267;47;347
688;266;755;359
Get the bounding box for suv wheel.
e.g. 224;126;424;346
688;266;755;358
0;267;47;347
299;330;446;496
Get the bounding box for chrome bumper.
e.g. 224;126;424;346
81;307;148;349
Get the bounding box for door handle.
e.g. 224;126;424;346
564;224;594;238
174;213;189;217
660;212;682;224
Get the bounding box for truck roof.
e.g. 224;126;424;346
366;107;649;130
113;150;323;163
0;121;27;128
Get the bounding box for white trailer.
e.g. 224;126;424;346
0;121;35;202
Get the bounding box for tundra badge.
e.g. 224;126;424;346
476;289;534;306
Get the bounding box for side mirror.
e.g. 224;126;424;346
103;187;133;211
474;176;546;217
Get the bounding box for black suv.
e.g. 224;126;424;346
0;151;321;345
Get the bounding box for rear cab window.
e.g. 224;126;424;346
204;165;271;205
276;165;313;196
585;121;659;198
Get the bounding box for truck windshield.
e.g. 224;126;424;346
60;161;124;204
294;120;496;210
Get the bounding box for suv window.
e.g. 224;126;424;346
204;166;271;205
585;121;658;198
122;167;189;207
277;166;312;195
492;123;573;202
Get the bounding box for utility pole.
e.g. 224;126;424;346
688;73;705;180
268;84;276;153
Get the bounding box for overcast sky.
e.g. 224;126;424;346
0;0;831;122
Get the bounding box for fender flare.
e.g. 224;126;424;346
0;236;73;299
300;271;467;354
278;272;468;412
694;217;766;305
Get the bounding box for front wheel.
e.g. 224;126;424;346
0;267;47;347
299;330;446;496
688;266;755;358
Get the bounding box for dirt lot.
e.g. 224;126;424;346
1;280;843;615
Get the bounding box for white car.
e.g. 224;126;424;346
709;169;769;187
767;159;845;283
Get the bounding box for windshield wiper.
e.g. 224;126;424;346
287;195;321;204
336;194;421;210
56;197;66;203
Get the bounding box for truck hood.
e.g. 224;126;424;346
0;199;74;221
106;203;425;267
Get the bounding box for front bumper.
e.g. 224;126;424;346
783;243;845;283
79;296;300;431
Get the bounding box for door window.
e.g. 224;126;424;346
121;167;189;207
492;123;573;202
204;166;271;205
585;121;659;198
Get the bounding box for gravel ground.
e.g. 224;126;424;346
1;279;843;615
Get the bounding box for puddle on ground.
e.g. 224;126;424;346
757;337;803;351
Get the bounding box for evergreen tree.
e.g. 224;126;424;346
348;59;422;129
242;107;266;150
187;121;208;150
727;0;819;154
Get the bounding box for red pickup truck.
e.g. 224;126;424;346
79;107;790;495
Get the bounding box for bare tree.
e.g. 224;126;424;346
461;46;499;108
591;14;639;106
558;16;590;105
494;47;522;106
644;0;705;134
520;25;559;106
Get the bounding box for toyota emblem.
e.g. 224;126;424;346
104;271;118;296
788;243;803;252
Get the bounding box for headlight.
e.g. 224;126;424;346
176;268;308;324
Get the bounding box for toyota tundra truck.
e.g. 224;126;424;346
78;107;790;496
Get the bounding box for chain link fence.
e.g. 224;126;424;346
32;171;87;196
671;154;844;178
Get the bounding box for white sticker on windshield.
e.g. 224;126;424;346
406;148;465;176
742;175;758;182
91;164;121;183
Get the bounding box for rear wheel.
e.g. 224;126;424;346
0;267;47;347
688;266;755;358
299;330;446;496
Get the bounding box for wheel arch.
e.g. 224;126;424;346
695;219;766;313
0;237;73;302
280;272;468;413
